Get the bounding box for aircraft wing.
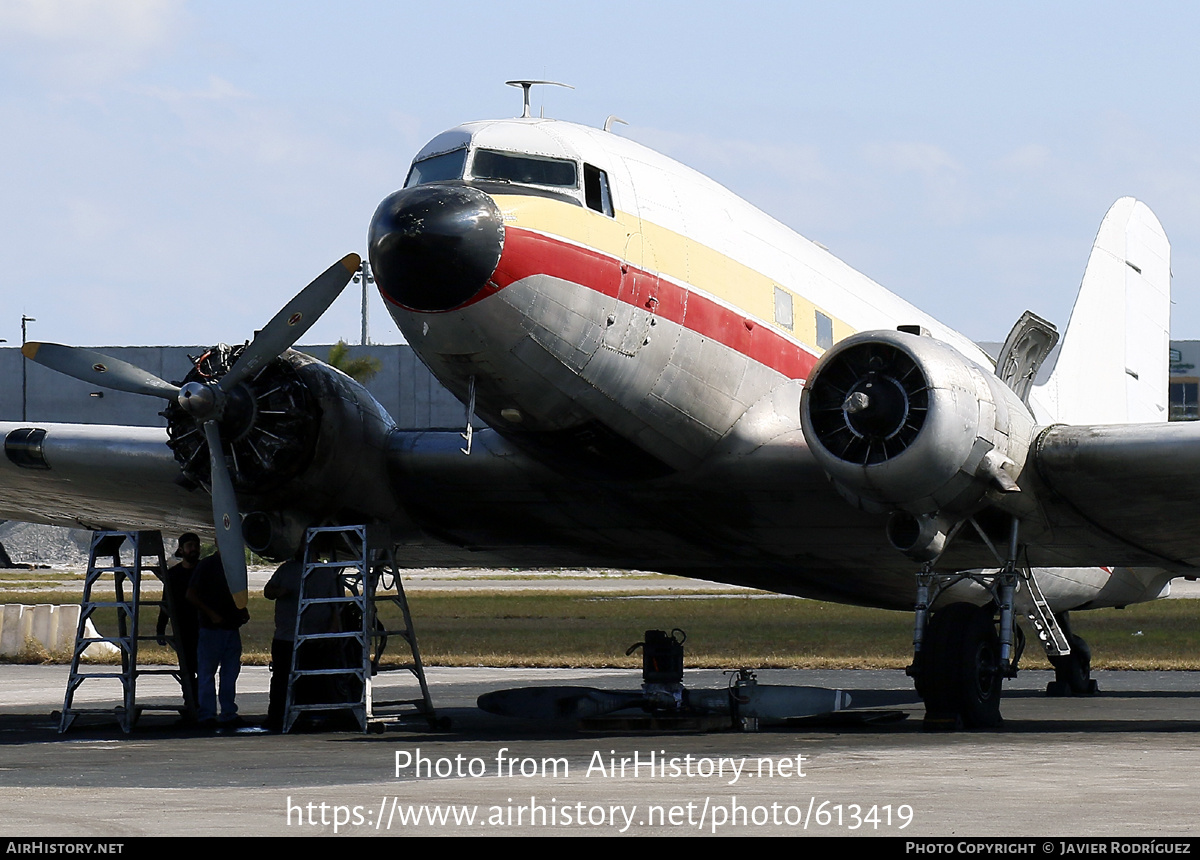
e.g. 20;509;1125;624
0;423;211;534
1032;421;1200;568
2;414;1198;584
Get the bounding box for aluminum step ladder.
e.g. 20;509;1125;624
60;530;196;732
282;524;439;733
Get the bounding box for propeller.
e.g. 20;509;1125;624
478;687;648;720
20;343;183;399
23;253;361;608
478;683;853;725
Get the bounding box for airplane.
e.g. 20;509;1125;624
1;80;1194;728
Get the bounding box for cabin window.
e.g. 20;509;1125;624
584;164;614;216
773;287;793;330
815;311;834;350
404;148;468;187
471;149;577;187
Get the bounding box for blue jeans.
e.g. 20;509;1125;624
196;627;241;722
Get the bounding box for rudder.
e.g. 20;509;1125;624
1033;198;1170;425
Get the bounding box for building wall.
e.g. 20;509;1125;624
1170;341;1200;421
0;344;471;430
7;340;1198;426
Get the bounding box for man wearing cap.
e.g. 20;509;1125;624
157;533;201;711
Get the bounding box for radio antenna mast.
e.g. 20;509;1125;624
505;80;574;118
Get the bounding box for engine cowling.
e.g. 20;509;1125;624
163;345;400;558
800;330;1035;522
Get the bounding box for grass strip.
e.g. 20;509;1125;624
4;590;1200;670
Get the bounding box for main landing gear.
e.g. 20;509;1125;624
911;602;1007;729
906;516;1095;729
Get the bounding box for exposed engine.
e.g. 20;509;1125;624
163;345;398;559
164;344;319;494
800;330;1036;558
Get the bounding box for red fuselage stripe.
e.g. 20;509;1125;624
491;228;820;380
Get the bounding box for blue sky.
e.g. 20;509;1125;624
2;0;1199;348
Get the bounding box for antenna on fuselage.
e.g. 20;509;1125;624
505;79;574;118
603;115;628;133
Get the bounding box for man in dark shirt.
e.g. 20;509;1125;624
186;551;249;729
157;533;201;709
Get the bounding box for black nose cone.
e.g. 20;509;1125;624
368;184;505;312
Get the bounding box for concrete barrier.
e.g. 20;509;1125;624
0;604;118;659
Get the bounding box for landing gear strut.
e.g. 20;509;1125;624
907;515;1068;729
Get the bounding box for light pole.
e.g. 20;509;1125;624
20;315;34;421
353;259;374;345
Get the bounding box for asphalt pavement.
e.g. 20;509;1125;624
3;664;1200;837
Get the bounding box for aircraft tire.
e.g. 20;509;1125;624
918;602;1003;729
1047;634;1098;696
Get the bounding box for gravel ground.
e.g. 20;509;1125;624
0;522;92;568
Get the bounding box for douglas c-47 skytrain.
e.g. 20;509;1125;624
5;82;1195;727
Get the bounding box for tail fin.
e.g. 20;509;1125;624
1033;197;1171;424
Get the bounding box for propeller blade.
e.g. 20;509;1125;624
478;687;646;720
203;420;249;609
22;342;180;399
221;253;361;390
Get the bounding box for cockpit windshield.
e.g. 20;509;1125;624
405;148;468;187
470;149;577;187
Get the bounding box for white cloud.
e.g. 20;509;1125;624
64;197;123;244
138;75;323;168
144;75;253;105
0;0;184;85
996;143;1052;172
630;126;831;185
861;141;963;176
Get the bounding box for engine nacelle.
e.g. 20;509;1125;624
800;330;1035;521
164;346;401;558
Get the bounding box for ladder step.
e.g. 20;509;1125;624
291;668;368;677
373;698;427;708
74;635;129;643
289;703;364;713
295;631;366;642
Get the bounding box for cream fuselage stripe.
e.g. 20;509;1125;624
493;192;850;355
493;226;818;380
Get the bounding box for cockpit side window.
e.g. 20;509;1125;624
470;149;577;187
584;164;613;217
404;148;468;187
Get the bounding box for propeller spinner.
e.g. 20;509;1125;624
22;253;361;607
